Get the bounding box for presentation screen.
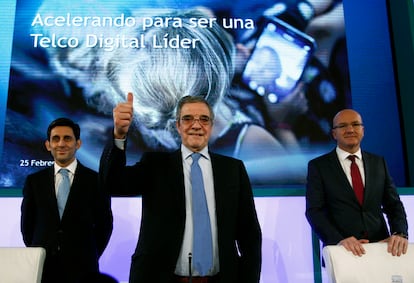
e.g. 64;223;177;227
0;0;406;190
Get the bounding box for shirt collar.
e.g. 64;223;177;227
54;159;78;175
336;147;362;161
181;144;210;161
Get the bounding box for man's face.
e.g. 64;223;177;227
176;102;213;152
45;126;81;167
332;109;364;153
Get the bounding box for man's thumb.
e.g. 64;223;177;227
127;92;133;104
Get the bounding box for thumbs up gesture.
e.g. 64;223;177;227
113;92;134;139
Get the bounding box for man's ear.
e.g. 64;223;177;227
331;130;337;141
76;139;82;150
45;140;51;152
176;121;182;135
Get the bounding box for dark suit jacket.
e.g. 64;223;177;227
305;149;408;246
99;141;262;283
21;162;113;283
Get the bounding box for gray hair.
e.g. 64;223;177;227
35;6;235;149
107;9;235;147
175;95;215;122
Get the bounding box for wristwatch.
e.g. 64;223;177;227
392;232;409;239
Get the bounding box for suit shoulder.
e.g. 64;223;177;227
26;167;52;179
362;151;383;160
23;167;53;189
143;151;173;157
76;163;98;176
139;151;180;167
308;150;335;164
210;152;242;164
142;151;176;160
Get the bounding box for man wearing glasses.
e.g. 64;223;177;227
305;109;408;257
99;93;262;283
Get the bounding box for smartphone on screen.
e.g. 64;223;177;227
241;16;316;103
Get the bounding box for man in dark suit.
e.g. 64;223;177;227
99;94;262;283
21;117;113;283
306;109;408;257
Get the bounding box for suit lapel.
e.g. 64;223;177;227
328;150;352;189
169;150;186;212
43;167;61;220
208;153;227;226
361;152;370;203
60;162;84;221
209;153;223;196
327;150;363;205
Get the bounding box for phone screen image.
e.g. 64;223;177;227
241;17;315;103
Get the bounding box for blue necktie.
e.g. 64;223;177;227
57;169;70;219
191;153;213;276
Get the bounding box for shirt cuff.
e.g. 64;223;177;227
114;138;126;150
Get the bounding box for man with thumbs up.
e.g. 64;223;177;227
99;94;262;283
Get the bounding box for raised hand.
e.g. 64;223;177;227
113;92;134;139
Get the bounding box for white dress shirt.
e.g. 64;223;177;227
175;145;219;276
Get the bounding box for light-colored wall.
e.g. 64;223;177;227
2;196;413;283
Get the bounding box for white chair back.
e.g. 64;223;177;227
323;242;414;283
0;247;46;283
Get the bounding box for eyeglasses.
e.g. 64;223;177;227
180;115;212;126
332;123;364;130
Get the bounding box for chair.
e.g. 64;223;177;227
0;247;46;283
322;242;414;283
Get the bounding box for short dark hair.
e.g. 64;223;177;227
175;95;215;122
47;118;81;140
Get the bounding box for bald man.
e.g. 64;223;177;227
305;109;408;257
